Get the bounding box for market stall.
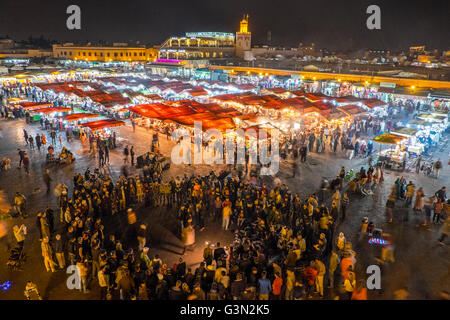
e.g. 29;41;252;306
373;133;408;171
390;126;423;155
80;119;125;146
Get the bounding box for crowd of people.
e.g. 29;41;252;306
13;153;382;301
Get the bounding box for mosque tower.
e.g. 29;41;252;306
235;14;251;59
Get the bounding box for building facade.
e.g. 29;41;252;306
52;44;158;62
158;32;236;60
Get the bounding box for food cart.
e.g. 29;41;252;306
373;133;408;171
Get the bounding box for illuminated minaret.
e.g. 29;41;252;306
235;14;251;59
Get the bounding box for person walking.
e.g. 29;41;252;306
434;159;442;178
343;271;356;300
433;198;444;224
35;134;42;152
22;153;30;175
17;149;25;168
43;169;52;194
23;129;28;146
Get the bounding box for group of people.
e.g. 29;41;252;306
385;178;449;244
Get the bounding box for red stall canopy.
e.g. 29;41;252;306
32;107;72;114
20;102;54;110
80;119;125;131
59;113;99;122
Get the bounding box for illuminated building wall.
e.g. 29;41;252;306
52;45;158;62
158;32;235;60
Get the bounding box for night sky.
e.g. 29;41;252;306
0;0;448;50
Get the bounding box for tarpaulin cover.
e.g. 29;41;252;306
80;119;125;131
59;113;99;122
32;107;72;114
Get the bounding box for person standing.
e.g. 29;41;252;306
314;258;326;298
35;134;41;152
123;145;129;164
328;250;340;289
222;202;231;230
50;130;56;145
433;198;444;224
413;187;425;214
28;135;34;149
258;271;271;300
41;236;56;272
54;234;65;269
104;145;109;164
130;146;135;167
341;193;349;221
272;272;283;300
13;224;27;249
285;269;296;300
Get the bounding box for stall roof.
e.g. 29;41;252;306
337;104;368;116
59;113;99;122
80;119;125;131
32;106;72;114
417;113;447;122
390;127;419;137
373;133;407;144
19;102;53;110
361;98;386;109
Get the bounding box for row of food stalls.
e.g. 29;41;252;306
373;110;449;170
6;98;125;141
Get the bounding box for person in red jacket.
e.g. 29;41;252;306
272;272;283;300
304;263;318;299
